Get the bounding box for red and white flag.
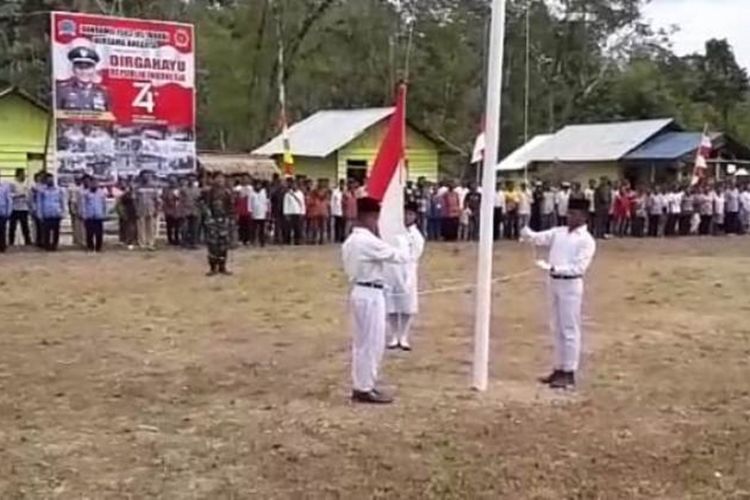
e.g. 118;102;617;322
691;132;712;186
471;131;485;164
367;83;408;244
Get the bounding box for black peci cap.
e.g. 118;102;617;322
568;198;589;211
68;46;99;65
357;196;381;214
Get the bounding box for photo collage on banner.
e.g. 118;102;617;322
51;12;196;185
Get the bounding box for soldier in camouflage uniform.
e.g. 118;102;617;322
201;172;234;276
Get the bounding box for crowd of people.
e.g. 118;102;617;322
2;167;749;255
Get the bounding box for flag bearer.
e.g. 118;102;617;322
385;201;426;351
520;198;596;389
342;197;409;404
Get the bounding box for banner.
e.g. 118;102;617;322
51;12;196;184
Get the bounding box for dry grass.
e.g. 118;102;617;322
1;238;749;499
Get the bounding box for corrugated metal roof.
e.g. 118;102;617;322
253;108;394;158
496;134;553;171
529;118;674;162
623;132;703;160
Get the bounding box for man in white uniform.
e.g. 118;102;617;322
385;202;426;351
520;198;596;389
342;197;409;404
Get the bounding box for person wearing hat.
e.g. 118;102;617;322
342;197;409;404
56;46;110;112
385;201;426;351
520;197;596;389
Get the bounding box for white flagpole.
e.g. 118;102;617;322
472;0;508;391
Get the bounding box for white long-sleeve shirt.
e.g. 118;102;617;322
283;189;306;215
555;190;570;217
331;188;344;217
521;225;596;278
250;188;268;220
342;227;409;285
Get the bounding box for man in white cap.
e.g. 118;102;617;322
385;201;426;351
342;197;409;404
520;197;596;389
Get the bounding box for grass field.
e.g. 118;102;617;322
1;238;749;499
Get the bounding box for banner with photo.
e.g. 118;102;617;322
51;12;196;185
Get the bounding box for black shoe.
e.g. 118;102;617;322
351;390;393;404
219;268;233;276
538;369;563;385
549;371;575;389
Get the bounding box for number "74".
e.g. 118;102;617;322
132;82;156;113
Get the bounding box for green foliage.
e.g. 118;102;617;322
2;0;750;159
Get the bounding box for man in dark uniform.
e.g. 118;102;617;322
201;172;234;276
56;46;110;112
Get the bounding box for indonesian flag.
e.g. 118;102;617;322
691;132;712;186
471;131;485;164
367;83;408;244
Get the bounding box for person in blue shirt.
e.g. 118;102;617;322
0;180;12;252
81;176;108;252
38;173;66;251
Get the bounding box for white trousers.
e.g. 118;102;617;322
350;286;386;392
387;313;414;344
549;278;584;371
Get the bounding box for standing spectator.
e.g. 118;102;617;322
464;182;482;241
304;179;316;243
594;177;612;238
116;179;138;249
310;180;330;245
517;182;532;230
530;182;544;230
82;176;107;252
455;181;469;212
493;181;505;240
416;180;429;234
135;170;160;250
427;185;443;241
30;172;45;248
405;180;418;205
331;179;345;243
441;182;461;241
38;173;65;251
713;184;725;235
250;179;269;247
179;174;201;249
540;182;556;230
0;179;11;252
68;176;86;248
234;174;254;246
724;181;740;234
269;174;286;244
555;182;570;227
343;180;359;236
162;177;183;246
664;185;682;237
740;183;750;234
613;184;632;237
504;181;520;240
283;177;305;245
679;186;695;236
697;186;713;236
9;168;32;247
584;179;596;225
646;186;665;237
631;186;647;238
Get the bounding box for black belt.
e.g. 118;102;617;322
550;275;582;280
356;282;384;289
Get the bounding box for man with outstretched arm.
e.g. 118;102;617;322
520;198;596;389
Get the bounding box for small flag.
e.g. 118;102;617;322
691;131;712;186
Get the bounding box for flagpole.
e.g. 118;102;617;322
472;0;508;391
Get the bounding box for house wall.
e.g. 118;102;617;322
281;154;338;182
0;93;50;180
336;121;439;182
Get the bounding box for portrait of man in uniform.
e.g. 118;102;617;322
55;46;111;112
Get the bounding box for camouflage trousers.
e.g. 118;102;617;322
205;217;231;268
